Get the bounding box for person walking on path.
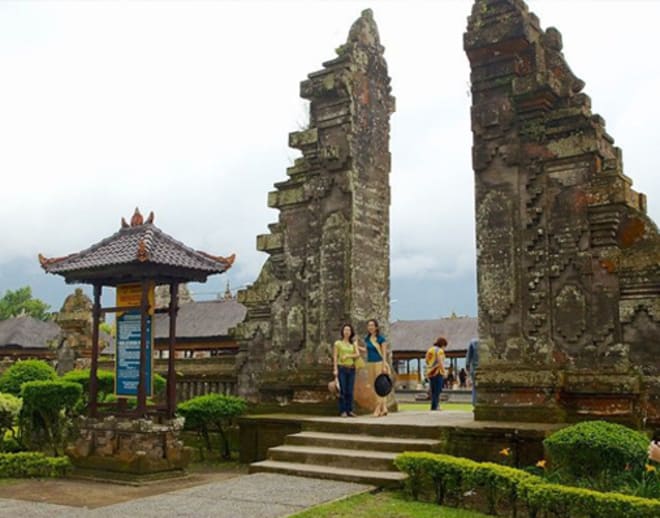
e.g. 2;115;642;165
459;367;467;388
465;338;479;405
364;319;390;417
333;324;360;417
425;337;447;411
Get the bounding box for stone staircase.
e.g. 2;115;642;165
249;429;442;488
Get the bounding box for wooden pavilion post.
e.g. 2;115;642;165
137;280;149;414
89;284;102;417
167;282;178;417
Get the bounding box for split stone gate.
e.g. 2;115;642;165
233;2;660;426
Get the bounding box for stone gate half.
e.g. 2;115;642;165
465;0;660;425
233;10;395;408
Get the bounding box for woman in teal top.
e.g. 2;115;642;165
364;319;390;417
333;324;360;417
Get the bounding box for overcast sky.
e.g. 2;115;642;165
0;0;658;321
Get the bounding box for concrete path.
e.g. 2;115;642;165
0;473;372;518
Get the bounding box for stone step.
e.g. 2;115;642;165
269;444;397;471
249;460;406;489
301;419;442;439
285;431;441;453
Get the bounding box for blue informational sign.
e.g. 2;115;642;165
116;310;152;397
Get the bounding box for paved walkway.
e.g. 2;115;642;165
0;473;372;517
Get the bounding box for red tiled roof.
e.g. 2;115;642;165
39;209;234;284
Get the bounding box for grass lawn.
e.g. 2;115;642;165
289;491;491;518
398;402;473;412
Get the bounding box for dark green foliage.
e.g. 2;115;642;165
60;369;165;410
20;380;82;455
0;393;21;452
177;394;247;459
60;369;115;404
0;286;51;321
395;451;660;518
0;452;69;478
0;360;57;396
544;421;649;483
154;373;166;398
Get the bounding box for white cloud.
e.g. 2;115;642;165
0;0;658;306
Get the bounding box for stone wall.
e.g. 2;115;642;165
233;9;395;407
465;0;660;425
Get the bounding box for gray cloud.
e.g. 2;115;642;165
0;1;658;320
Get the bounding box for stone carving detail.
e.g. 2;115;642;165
553;284;587;343
476;191;515;323
233;10;394;407
465;0;660;425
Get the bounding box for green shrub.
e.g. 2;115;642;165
61;369;166;410
177;394;247;459
544;421;649;483
20;380;82;455
0;393;21;451
0;360;56;396
60;369;115;403
0;452;69;478
394;451;660;518
521;478;660;518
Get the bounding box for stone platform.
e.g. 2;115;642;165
242;411;566;487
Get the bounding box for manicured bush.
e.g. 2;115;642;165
61;369;166;410
0;360;56;396
177;394;247;459
60;369;115;403
0;452;69;478
0;393;21;451
544;421;649;482
20;380;82;455
395;451;660;518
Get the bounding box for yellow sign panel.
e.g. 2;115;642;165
116;282;155;315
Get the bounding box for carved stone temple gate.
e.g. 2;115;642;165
234;9;395;409
465;0;660;426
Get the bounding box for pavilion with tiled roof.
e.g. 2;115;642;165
39;208;235;418
39;208;235;286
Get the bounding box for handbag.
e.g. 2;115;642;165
355;356;366;369
327;377;340;397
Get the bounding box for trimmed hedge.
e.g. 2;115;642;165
0;393;22;450
60;369;166;402
544;421;649;481
0;360;56;396
0;452;69;478
395;451;660;518
177;394;247;459
20;380;82;455
60;369;115;403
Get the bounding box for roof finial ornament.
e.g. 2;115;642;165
136;239;149;262
130;208;144;227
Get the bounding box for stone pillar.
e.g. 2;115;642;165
465;0;660;425
234;9;395;409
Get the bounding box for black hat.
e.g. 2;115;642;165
374;373;393;397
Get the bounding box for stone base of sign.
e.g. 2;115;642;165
66;415;191;482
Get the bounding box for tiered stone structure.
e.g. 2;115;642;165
56;288;94;356
234;9;395;407
465;0;660;425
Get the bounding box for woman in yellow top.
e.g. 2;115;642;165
333;324;360;417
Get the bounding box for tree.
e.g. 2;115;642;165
0;287;51;321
